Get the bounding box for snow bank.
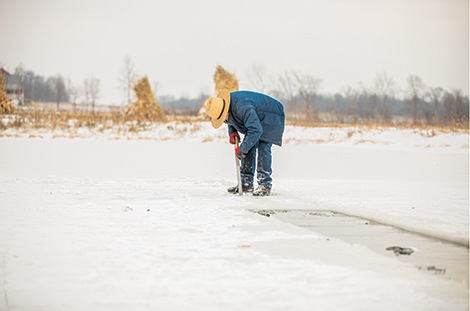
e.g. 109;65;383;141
283;125;469;151
1;121;468;152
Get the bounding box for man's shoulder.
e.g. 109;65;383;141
231;91;283;113
231;90;264;97
230;91;275;104
230;91;256;106
230;91;255;100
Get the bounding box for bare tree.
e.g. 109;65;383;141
51;74;66;111
292;71;322;121
67;78;81;111
152;80;160;99
443;89;469;124
118;55;137;106
12;64;27;106
374;71;395;121
83;80;91;107
278;71;296;106
14;64;26;81
246;63;269;93
12;65;36;105
342;86;360;123
358;82;380;121
427;87;444;115
84;77;101;112
406;75;426;122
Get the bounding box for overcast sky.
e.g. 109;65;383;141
0;0;468;105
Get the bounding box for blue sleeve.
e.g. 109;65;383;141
227;124;237;136
238;105;263;153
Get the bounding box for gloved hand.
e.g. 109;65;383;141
229;131;240;144
235;147;245;159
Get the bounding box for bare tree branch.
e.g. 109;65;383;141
84;77;101;112
118;55;137;106
406;75;426;121
292;71;322;120
374;71;395;121
246;63;268;93
51;74;66;111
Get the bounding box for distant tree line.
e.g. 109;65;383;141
244;66;469;127
12;64;70;106
4;59;468;127
3;64;101;111
154;64;469;127
276;87;469;126
158;93;208;115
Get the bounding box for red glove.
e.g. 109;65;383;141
229;132;240;144
235;147;245;159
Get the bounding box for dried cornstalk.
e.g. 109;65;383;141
214;64;239;93
0;76;16;114
198;65;239;119
125;76;167;122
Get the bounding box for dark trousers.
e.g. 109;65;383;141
241;140;273;189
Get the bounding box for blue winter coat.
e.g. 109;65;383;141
225;91;285;154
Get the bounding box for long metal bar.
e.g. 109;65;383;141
235;137;243;195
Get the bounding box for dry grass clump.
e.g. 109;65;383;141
0;76;16;114
213;65;239;93
198;65;240;119
125;76;168;123
0;105;124;132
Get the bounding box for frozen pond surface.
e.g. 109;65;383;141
255;210;469;284
0;136;468;310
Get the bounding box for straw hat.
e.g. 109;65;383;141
205;89;230;129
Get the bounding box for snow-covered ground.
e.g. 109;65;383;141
0;123;468;310
1;121;468;151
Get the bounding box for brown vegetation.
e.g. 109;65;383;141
0;76;16;114
213;65;239;93
0;104;122;132
0;70;467;135
198;65;240;119
124;76;168;122
285;110;468;132
1;105;466;137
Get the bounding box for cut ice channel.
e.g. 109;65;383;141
252;210;469;284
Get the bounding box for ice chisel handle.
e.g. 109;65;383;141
234;137;243;195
